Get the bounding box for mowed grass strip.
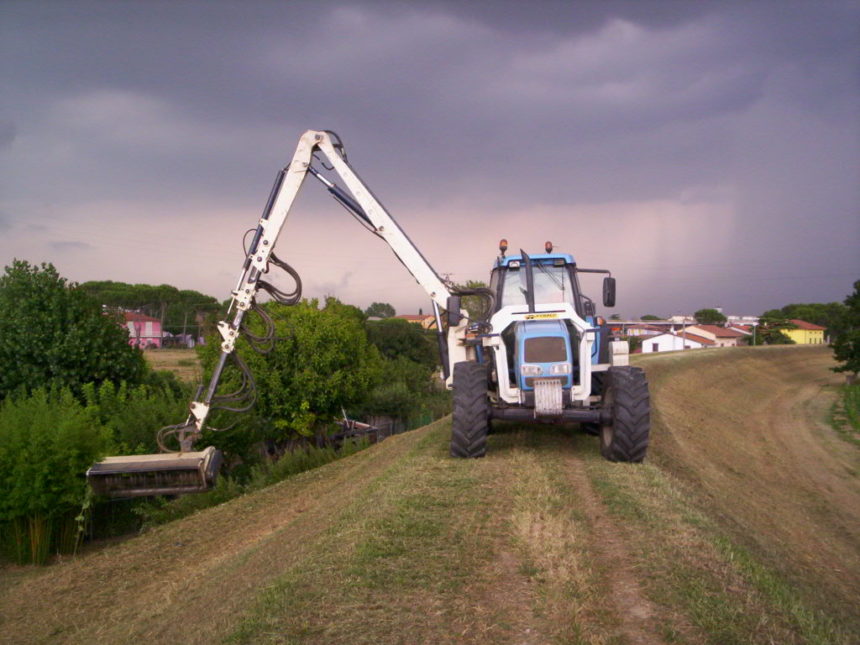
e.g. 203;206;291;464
227;422;534;644
227;423;628;645
503;426;618;644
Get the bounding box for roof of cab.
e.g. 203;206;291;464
496;253;575;268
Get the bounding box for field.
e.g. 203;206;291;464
0;346;856;644
143;348;203;383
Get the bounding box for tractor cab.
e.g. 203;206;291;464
489;251;583;314
485;242;614;412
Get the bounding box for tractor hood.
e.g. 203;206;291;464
514;319;573;391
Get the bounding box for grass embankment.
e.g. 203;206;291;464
637;345;858;640
0;346;856;643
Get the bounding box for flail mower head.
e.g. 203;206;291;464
86;446;222;499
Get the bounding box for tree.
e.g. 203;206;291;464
216;298;384;440
364;302;395;318
455;280;493;321
773;301;848;339
0;261;147;399
756;310;797;345
366;318;437;367
80;280;220;337
640;314;662;321
694;308;727;325
832;280;860;378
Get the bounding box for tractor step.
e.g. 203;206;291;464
86;446;222;498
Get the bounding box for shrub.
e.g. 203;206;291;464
0;388;110;564
83;378;190;454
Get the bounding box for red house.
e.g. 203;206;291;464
122;311;163;349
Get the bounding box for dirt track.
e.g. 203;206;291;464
1;346;856;644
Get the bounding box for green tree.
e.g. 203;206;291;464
366;318;437;367
364;302;396;318
210;299;384;441
358;356;436;420
756;310;797;345
774;302;848;339
0;261;147;399
832;280;860;378
455;280;493;321
640;314;662;321
80;280;220;337
694;308;727;325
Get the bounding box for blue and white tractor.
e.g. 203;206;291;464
446;244;650;462
87;130;650;499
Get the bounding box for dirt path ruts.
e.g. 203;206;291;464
563;452;664;645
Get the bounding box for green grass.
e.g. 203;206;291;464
585;457;851;645
136;439;370;528
226;422;498;643
830;383;860;446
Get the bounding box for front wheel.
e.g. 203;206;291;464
600;366;650;463
450;361;489;458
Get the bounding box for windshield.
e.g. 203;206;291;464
500;263;575;307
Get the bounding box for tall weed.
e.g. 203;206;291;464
83;378;190;454
0;388;110;563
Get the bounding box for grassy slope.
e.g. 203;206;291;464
1;346;856;644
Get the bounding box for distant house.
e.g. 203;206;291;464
785;319;826;345
685;324;747;347
122;311;163;348
624;324;665;337
727;324;753;336
393;314;436;330
641;331;715;353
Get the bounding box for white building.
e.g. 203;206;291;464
640;331;715;353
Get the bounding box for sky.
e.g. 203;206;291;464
1;0;858;319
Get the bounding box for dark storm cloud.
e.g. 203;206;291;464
0;0;857;314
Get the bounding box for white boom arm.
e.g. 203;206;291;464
179;130;468;447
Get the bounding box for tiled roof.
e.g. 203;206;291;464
122;311;161;323
651;332;715;346
789;319;826;331
626;324;664;332
394;314;433;321
693;324;746;338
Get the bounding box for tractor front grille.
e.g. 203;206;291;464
524;337;567;363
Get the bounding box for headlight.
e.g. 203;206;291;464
520;364;542;376
549;363;572;375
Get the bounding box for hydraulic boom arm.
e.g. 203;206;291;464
88;130;467;497
183;130;462;444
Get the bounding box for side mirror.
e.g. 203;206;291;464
602;277;616;308
446;295;462;326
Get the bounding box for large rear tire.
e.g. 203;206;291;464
450;361;489;458
600;366;650;462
